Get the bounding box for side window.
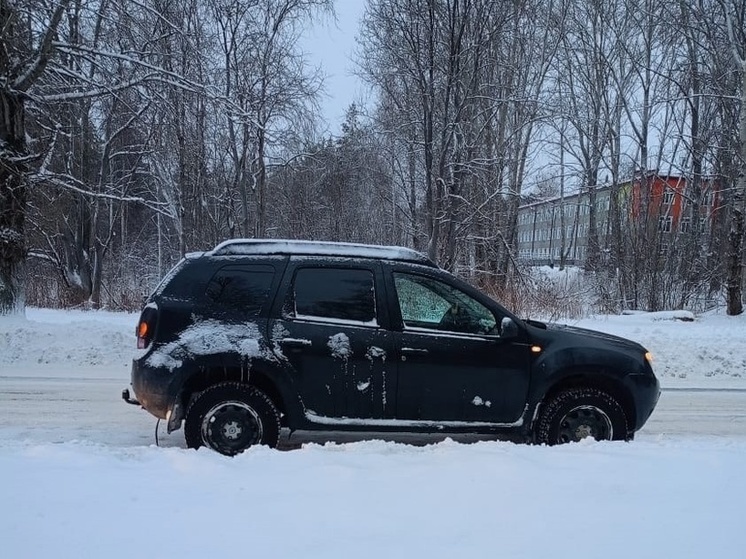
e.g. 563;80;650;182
292;267;376;324
394;273;496;335
159;260;203;299
205;266;275;316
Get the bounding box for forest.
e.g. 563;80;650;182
1;0;745;316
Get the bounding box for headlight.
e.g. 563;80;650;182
644;351;654;364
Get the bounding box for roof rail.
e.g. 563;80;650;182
208;239;436;266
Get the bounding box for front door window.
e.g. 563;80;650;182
394;273;497;335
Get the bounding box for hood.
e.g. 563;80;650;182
525;319;646;352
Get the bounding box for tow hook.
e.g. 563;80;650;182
122;388;140;406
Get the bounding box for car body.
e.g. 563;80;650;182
124;239;660;455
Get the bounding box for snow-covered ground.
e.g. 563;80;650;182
572;309;746;389
1;308;746;558
0;308;135;379
1;437;744;558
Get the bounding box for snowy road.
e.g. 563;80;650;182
645;388;746;438
1;374;745;447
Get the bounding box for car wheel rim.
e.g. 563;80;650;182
201;400;263;455
558;405;613;443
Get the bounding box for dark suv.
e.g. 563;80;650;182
124;239;660;455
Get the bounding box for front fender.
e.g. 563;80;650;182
526;346;646;428
532;345;643;395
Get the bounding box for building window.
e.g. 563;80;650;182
703;192;713;207
663;190;674;205
658;216;672;233
680;217;691;233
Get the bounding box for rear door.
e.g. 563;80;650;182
271;259;394;421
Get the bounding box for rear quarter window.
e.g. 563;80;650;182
158;260;207;299
205;265;276;317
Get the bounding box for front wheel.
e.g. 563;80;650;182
535;387;629;445
184;383;281;455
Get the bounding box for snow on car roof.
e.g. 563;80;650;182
208;239;436;266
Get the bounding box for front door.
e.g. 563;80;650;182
390;271;531;424
273;263;393;421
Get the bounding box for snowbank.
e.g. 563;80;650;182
0;308;137;378
570;310;746;388
0;437;743;558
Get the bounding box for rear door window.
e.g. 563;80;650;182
291;267;377;325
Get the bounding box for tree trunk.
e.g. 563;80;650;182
725;85;745;314
0;90;28;315
723;2;746;315
726;207;743;316
255;124;267;238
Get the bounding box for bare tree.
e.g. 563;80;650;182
1;0;71;314
720;0;746;315
358;0;557;285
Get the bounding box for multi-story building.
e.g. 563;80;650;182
516;173;718;266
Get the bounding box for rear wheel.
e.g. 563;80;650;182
535;387;629;445
184;382;281;455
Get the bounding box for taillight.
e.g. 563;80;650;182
138;321;149;338
136;322;149;349
136;305;158;349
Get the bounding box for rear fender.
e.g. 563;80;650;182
168;357;303;432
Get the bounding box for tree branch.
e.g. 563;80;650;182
13;0;72;91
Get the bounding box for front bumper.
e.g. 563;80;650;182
626;369;661;431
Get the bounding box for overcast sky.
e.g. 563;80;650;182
301;1;368;135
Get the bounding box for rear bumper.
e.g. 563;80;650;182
130;358;175;421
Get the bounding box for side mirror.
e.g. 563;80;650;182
500;317;519;339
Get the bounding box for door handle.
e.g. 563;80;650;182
401;347;429;357
280;338;312;349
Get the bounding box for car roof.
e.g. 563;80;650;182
207;239;437;267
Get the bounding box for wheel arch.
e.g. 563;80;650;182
184;381;282;453
533;369;636;437
177;364;294;428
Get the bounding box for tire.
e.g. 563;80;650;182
535;387;629;445
184;382;281;455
